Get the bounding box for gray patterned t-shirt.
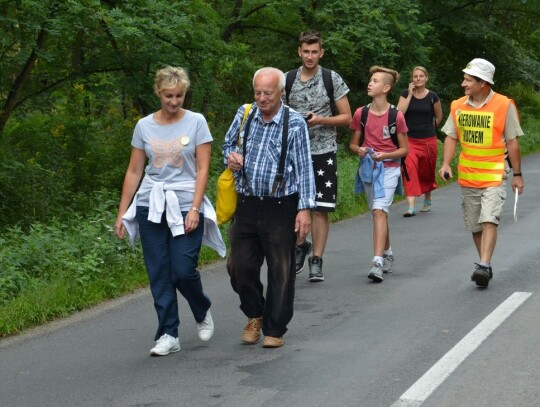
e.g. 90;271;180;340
286;66;350;155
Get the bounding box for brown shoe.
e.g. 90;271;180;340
262;336;284;348
241;317;262;344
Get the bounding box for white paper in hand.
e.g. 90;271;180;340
513;188;519;222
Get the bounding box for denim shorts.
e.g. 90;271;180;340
364;166;401;213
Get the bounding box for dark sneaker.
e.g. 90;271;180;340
382;254;394;273
308;256;324;282
368;261;384;282
295;241;312;274
471;263;491;287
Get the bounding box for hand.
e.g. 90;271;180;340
371;151;383;161
408;82;416;95
512;176;524;195
305;112;317;128
184;209;200;233
439;165;452;180
357;146;367;158
228;152;244;172
295;210;311;241
114;221;125;239
364;147;382;161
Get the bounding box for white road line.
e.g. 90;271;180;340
391;291;532;407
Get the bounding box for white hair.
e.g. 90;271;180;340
253;67;285;90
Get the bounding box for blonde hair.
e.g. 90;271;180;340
411;66;428;78
369;65;400;87
154;66;190;95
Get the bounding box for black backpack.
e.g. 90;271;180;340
285;67;336;116
359;104;409;181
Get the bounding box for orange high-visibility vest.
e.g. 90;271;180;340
450;93;514;188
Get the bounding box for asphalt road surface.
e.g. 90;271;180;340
1;153;539;407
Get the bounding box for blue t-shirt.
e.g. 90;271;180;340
131;110;212;209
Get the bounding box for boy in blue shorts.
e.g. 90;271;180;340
349;66;408;282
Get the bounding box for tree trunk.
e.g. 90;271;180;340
0;28;48;134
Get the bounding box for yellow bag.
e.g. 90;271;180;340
216;168;237;225
216;104;252;225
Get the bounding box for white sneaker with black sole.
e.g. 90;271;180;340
368;262;384;282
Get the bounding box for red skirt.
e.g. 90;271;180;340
402;136;438;196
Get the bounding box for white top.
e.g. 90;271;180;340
122;175;226;257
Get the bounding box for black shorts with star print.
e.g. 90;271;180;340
311;151;337;212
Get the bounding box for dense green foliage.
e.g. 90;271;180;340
0;0;539;335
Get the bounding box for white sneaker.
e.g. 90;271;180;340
382;254;394;273
368;262;384;283
150;334;180;356
196;310;214;341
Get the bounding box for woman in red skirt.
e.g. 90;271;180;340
397;66;443;217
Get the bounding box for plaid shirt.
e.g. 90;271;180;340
223;103;316;210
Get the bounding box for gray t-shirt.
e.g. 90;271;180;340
131;110;212;209
286;66;350;155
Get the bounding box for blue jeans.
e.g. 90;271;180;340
136;206;211;340
227;194;298;337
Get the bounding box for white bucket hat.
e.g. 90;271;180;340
463;58;495;85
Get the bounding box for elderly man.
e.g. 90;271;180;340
439;58;524;288
223;67;316;348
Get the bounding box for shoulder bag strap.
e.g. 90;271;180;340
241;105;257;195
238;104;252;144
270;107;289;197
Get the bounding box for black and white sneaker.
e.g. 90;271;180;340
308;256;324;282
295;241;312;274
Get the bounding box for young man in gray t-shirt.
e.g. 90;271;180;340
285;31;352;282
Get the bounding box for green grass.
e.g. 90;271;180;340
1;114;538;338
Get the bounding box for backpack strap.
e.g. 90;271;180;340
388;104;399;148
284;69;298;106
285;67;336;116
270;107;289;197
358;103;370;146
321;67;336;116
388;105;410;182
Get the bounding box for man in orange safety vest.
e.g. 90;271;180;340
439;58;524;288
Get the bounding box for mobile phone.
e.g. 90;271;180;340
304;113;313;122
444;171;450;180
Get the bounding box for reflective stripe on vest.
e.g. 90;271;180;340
451;93;512;188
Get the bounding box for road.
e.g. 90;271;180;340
1;153;539;407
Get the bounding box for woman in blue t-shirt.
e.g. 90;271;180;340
114;67;225;356
397;66;443;217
